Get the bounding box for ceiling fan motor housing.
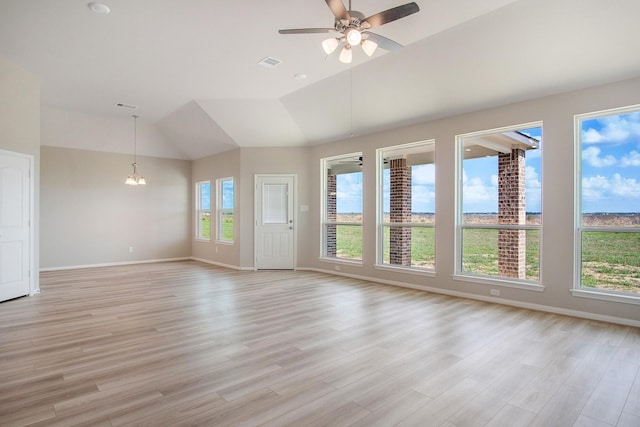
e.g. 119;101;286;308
335;10;365;31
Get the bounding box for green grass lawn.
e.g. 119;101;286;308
581;231;640;293
199;214;234;241
333;225;639;293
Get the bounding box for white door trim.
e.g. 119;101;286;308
254;174;297;270
0;149;36;297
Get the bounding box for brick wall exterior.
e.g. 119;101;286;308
389;158;412;266
498;149;526;278
326;173;337;257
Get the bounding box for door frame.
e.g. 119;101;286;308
0;149;36;297
254;173;297;270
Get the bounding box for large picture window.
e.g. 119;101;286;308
195;181;211;240
575;106;640;301
377;140;435;271
216;177;234;243
456;124;542;287
321;153;363;262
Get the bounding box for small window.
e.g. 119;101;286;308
575;106;640;301
321;153;363;262
195;181;211;240
377;140;435;271
216;177;234;243
456;123;543;286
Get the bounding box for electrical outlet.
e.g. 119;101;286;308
490;289;500;296
129;246;134;253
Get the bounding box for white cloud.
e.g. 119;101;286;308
610;173;640;198
412;185;435;212
412;164;435;185
582;173;640;201
526;166;541;189
620;150;640;167
582;112;640;145
582;175;610;201
582;146;617;167
464;175;496;202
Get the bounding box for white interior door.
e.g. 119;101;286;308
255;175;295;269
0;151;31;302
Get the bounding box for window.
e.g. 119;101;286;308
216;177;234;243
575;106;640;301
377;140;435;271
321;153;363;262
195;181;211;240
455;123;542;287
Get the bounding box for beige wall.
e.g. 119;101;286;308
239;147;313;268
40;146;191;269
191;148;241;267
0;58;40;292
9;45;638;323
191;146;312;269
304;77;640;324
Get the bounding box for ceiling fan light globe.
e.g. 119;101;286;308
339;46;352;63
361;39;378;56
345;28;362;46
322;38;339;55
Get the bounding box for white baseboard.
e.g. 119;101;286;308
301;267;640;328
39;257;191;272
190;257;255;271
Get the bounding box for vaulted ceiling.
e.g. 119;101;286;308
1;0;639;160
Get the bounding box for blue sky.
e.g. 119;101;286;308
334;112;640;214
221;179;234;210
199;180;234;210
200;182;211;210
463;127;542;214
581;111;640;213
336;172;362;213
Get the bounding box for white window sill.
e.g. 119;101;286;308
318;257;363;267
375;264;436;277
215;240;234;246
452;273;545;292
571;288;640;305
195;238;211;242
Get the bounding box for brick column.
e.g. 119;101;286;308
498;149;526;278
326;173;337;257
390;158;412;266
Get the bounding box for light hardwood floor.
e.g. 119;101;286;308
1;261;639;426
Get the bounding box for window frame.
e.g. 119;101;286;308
375;140;436;276
195;180;211;241
454;122;544;292
573;105;640;305
216;177;234;244
320;153;364;265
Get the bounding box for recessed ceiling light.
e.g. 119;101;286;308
88;2;110;14
294;73;307;80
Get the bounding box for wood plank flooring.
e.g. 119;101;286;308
1;261;639;426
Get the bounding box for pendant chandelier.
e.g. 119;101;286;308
125;114;146;185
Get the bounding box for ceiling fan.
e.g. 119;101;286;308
279;0;420;63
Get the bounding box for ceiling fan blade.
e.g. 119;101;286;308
325;0;350;21
279;28;337;34
363;32;403;51
361;2;420;29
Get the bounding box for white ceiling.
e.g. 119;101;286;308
1;0;639;160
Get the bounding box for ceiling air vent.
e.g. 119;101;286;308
258;56;282;68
